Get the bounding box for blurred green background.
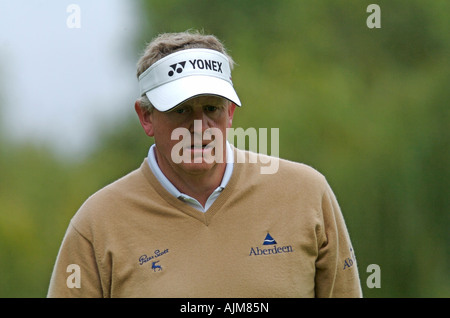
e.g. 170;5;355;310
0;0;449;297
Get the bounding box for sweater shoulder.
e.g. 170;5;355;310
234;148;328;189
279;156;327;184
70;160;150;235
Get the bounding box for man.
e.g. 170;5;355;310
48;31;362;297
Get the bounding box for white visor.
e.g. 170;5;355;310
138;48;241;112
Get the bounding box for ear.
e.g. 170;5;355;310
135;100;154;137
227;103;237;128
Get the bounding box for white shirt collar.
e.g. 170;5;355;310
147;141;234;212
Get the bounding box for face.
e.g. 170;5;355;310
136;95;236;179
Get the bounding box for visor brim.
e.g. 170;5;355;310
145;75;241;112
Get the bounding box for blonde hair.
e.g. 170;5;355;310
136;30;235;112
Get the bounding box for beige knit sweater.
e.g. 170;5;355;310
47;148;362;297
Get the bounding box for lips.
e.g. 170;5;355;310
188;143;213;152
190;143;210;149
187;137;215;150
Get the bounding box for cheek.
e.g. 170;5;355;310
154;133;175;160
154;125;186;152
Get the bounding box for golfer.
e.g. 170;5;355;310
48;31;362;297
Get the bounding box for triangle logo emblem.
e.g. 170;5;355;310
263;233;277;245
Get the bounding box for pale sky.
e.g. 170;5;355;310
0;0;142;156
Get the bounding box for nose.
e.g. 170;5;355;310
188;108;210;134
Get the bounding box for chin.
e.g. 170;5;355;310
178;161;217;174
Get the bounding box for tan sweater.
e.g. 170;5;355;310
47;148;362;298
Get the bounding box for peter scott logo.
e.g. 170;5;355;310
249;233;294;256
139;248;169;272
151;260;162;272
168;59;223;77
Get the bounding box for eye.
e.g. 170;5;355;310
173;106;189;114
204;105;218;112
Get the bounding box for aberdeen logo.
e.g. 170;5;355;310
168;62;186;77
249;233;294;256
263;233;277;245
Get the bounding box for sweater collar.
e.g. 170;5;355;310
146;141;234;212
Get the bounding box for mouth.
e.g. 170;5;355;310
187;139;214;149
188;144;213;153
182;141;213;152
191;144;209;149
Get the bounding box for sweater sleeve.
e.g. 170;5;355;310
314;182;362;298
47;222;104;298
